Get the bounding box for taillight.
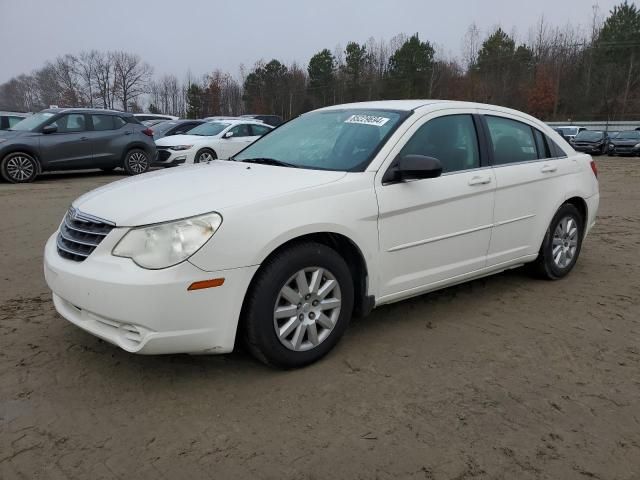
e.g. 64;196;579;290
590;159;598;178
142;128;153;137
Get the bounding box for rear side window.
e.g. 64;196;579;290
400;114;480;174
486;116;537;165
92;115;114;131
8;116;25;128
533;129;551;158
250;124;272;136
547;137;567;158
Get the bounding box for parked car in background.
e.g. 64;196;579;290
553;128;571;142
202;116;241;122
554;126;586;142
241;114;284;127
141;119;168;127
1;111;30;130
134;113;179;122
150;119;205;139
0;108;156;183
44;100;599;368
572;130;609;155
608;129;640;156
606;130;620;139
154;119;272;166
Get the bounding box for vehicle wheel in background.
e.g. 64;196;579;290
123;149;150;175
195;149;216;163
242;242;354;368
1;152;39;183
531;203;584;280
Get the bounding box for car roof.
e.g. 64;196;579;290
42;107;132;116
0;111;29;116
206;119;273;126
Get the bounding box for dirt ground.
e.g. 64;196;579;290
1;157;639;480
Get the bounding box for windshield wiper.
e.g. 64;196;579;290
239;158;299;168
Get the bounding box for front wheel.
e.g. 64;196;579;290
195;149;216;163
242;242;354;368
531;204;584;280
123;149;150;175
1;152;39;183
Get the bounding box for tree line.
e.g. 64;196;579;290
1;1;639;121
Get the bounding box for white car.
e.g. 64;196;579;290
154;119;273;165
44;100;599;368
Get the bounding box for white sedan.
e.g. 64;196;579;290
44;100;599;368
154;119;273;165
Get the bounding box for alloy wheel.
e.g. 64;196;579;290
128;152;148;174
198;152;214;163
552;216;579;269
6;155;35;181
273;267;342;352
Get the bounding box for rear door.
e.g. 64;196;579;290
39;113;93;169
89;114;130;167
479;111;577;266
375;111;496;300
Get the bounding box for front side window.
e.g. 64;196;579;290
230;124;252;137
486;116;537;165
51;114;87;133
399;114;480;174
234;109;406;171
8;116;25;128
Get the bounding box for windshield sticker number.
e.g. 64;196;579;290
345;115;390;127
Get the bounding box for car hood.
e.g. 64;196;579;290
611;138;640;146
155;134;216;146
72;161;347;226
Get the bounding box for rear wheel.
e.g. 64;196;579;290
531;204;584;280
195;148;216;163
242;242;354;368
123;149;150;175
1;152;39;183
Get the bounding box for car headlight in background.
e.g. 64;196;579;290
113;212;222;269
169;145;193;151
634;143;640;149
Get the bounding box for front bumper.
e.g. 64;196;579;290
153;147;196;167
574;144;604;153
44;232;258;354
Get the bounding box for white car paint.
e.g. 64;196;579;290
44;100;599;357
154;119;272;165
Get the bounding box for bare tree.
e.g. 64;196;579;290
112;51;152;111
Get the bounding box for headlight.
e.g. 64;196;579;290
112;212;222;269
610;144;615;149
169;145;193;151
635;143;640;149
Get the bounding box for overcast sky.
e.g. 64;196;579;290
0;0;625;83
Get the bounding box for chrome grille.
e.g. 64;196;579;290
56;207;115;262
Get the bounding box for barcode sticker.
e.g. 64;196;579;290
345;114;390;127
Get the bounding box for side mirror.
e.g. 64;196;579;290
384;154;443;183
223;131;234;139
42;124;58;134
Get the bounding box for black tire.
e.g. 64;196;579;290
1;152;39;183
123;149;150;175
242;242;354;368
100;166;116;172
195;148;216;163
531;203;584;280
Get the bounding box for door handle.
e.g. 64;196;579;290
541;164;557;173
80;136;89;141
125;131;133;135
468;175;492;186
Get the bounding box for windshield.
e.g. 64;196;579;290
187;122;229;136
616;130;640;140
575;131;604;141
10;112;55;131
234;109;406;171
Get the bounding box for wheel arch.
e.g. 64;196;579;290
240;231;374;332
120;142;153;164
1;147;42;172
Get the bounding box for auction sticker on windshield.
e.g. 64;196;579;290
345;114;390;127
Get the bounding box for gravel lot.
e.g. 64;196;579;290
1;158;639;480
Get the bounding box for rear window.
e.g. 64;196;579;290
485;116;537;165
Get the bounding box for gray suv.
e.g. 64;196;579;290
0;108;157;183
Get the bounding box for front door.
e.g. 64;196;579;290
375;112;496;301
39;113;92;169
218;123;256;159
